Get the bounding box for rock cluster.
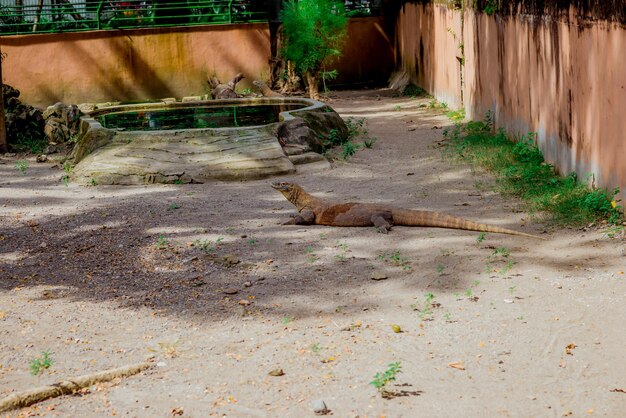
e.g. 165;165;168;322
2;84;45;151
1;84;83;153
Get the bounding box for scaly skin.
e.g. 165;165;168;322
271;181;545;239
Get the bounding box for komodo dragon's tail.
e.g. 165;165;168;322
392;209;545;240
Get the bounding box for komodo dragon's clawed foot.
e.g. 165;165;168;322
371;213;393;234
283;210;315;225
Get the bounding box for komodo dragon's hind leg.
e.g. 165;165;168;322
371;213;393;234
283;209;316;225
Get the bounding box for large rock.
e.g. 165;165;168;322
43;102;83;144
275;106;348;154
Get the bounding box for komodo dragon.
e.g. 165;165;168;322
271;181;544;239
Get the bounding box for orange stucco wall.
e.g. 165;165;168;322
0;17;394;107
1;24;272;106
397;3;626;199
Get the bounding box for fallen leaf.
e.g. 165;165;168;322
171;407;184;416
448;361;465;370
390;324;402;333
565;343;577;355
269;368;284;376
610;388;626;393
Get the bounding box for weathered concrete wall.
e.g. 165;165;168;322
0;17;394;107
333;16;395;86
396;2;626;199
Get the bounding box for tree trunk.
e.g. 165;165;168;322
304;70;319;100
0;49;7;153
33;0;45;32
15;0;24;23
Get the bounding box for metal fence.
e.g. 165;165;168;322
0;0;268;34
0;0;380;35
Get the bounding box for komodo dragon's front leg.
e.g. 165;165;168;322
283;209;315;225
371;213;393;234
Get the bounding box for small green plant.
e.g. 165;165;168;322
334;253;347;262
156;235;169;249
379;250;411;270
306;245;319;263
484;0;498;15
327;128;343;146
173;179;184;185
444;311;452;322
476;232;487;243
370;362;402;396
403;84;427;97
282;316;293;325
310;343;322;353
465;288;473;297
446;108;466;122
247;238;258;245
363;137;377;148
436;263;445;274
341;140;361;159
61;161;73;186
393;105;402;112
63;161;74;174
168;203;181;210
345;117;366;139
193;238;222;253
411;293;437;320
15;159;29;175
29;350;54;376
90;178;98;186
602;224;624;239
492;247;510;258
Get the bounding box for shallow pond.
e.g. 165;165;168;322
96;104;306;131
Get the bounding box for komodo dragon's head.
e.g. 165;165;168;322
271;181;309;208
271;181;296;195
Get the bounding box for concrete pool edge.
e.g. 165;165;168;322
70;97;344;185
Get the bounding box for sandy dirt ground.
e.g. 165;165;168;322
1;90;625;418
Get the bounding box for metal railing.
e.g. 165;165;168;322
0;0;269;34
0;0;380;35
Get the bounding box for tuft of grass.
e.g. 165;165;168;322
193;238;223;253
444;116;623;226
155;235;169;249
326;117;377;159
15;159;29;175
29;350;54;376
